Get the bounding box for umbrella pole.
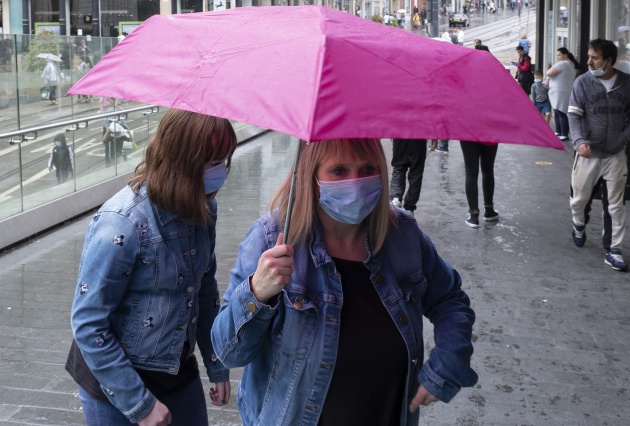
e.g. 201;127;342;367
283;142;303;245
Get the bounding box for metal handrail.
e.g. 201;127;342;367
0;105;160;143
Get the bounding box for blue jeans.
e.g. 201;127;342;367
78;375;208;426
554;109;569;137
437;140;449;151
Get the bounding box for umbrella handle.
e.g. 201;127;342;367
283;142;303;245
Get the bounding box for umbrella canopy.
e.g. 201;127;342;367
37;53;62;62
68;6;563;149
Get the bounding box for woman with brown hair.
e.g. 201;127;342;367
211;139;477;425
66;109;236;425
545;47;580;140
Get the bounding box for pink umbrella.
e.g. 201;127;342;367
68;5;563;150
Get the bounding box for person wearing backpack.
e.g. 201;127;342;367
515;45;534;95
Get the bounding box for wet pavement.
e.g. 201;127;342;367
1;131;629;425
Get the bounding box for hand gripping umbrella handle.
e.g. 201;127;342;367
283;142;303;245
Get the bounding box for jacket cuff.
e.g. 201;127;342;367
124;390;156;424
234;275;278;321
208;366;230;383
418;361;461;403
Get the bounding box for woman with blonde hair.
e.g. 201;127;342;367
518;34;531;54
67;109;236;425
212;139;478;425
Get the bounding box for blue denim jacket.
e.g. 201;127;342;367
71;185;228;423
211;211;477;426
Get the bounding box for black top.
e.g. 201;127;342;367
65;338;199;401
318;258;408;426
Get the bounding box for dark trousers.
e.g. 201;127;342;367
56;167;70;184
390;139;427;211
519;81;532;96
48;84;57;102
460;141;499;211
553;109;569;137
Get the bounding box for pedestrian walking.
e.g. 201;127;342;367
389;139;427;214
102;108;131;167
65;110;236;425
514;45;534;95
48;134;74;184
518;34;531;54
76;40;93;67
457;28;465;46
531;70;551;124
436;139;449;153
568;38;629;271
545;47;580;140
459;141;500;228
77;61;92;103
474;39;490;52
211;138;478;426
41;58;59;105
412;12;421;29
450;29;459;44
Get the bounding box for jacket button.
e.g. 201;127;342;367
190;249;196;255
376;274;385;284
412;358;418;365
293;296;303;309
246;301;256;313
191;316;197;323
399;315;408;325
186;286;194;293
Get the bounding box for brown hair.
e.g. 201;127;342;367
128;109;237;226
268;139;395;253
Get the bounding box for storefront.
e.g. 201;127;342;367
2;0;420;36
538;0;630;72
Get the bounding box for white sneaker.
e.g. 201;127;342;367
392;197;402;208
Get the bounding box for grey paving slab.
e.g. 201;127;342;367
2;133;630;426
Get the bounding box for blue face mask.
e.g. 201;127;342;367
318;175;382;224
589;66;607;77
203;162;228;195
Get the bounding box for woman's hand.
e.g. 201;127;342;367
209;380;231;406
409;385;439;413
250;233;294;304
138;400;171;426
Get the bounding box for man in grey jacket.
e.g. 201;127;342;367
568;38;629;272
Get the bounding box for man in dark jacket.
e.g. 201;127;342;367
474;39;490;52
515;45;533;95
568;38;630;272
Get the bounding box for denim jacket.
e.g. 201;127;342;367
211;211;477;426
71;185;228;423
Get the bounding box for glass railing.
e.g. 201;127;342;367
0;106;165;221
0;33;258;226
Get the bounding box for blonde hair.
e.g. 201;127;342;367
268;139;395;253
129;109;237;226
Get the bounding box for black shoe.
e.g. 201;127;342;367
484;208;500;222
466;211;480;228
572;225;586;247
